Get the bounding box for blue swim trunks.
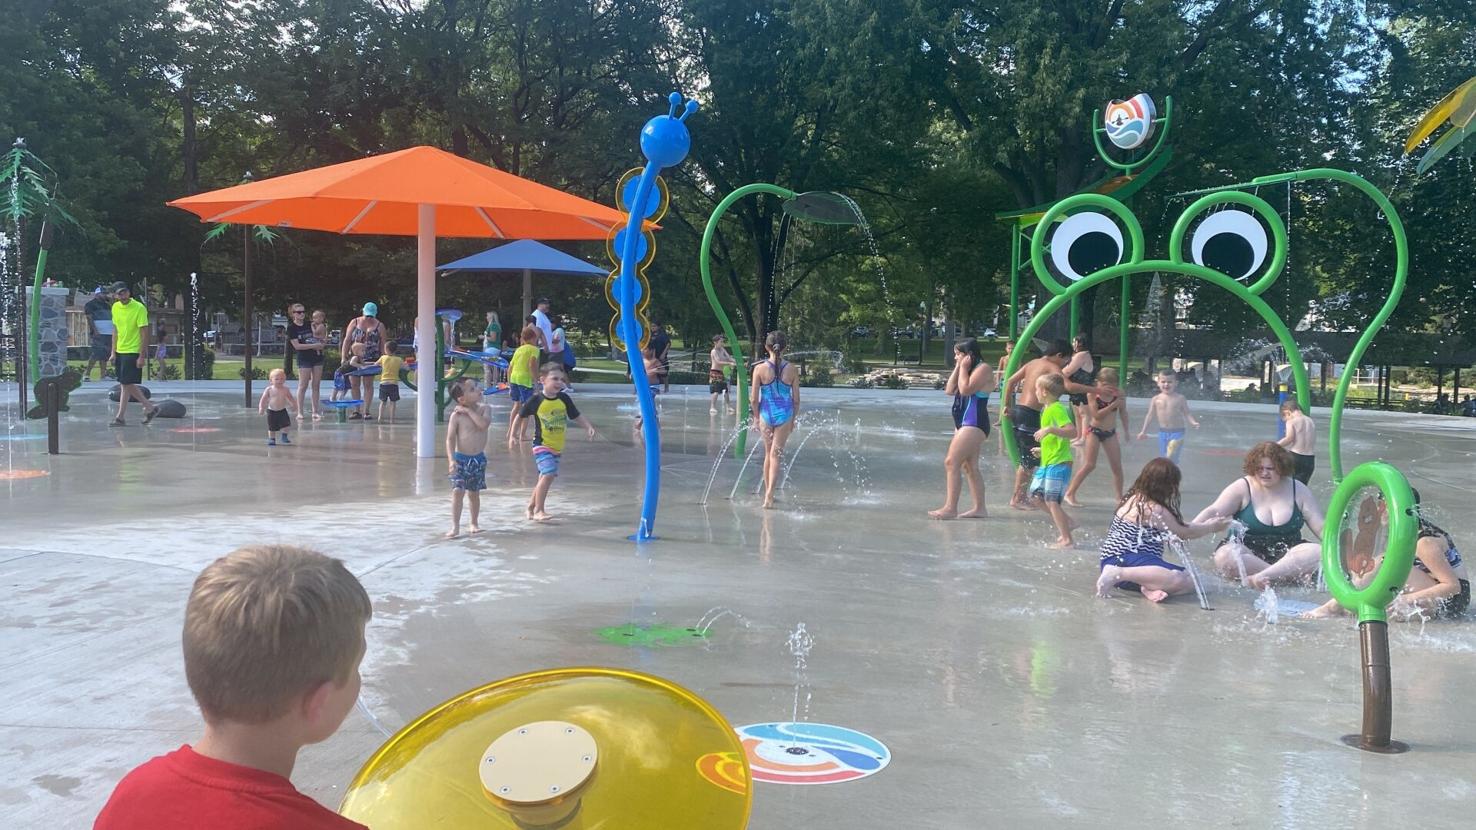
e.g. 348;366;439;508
1029;462;1072;503
450;451;487;491
1159;430;1186;463
533;446;561;477
509;383;533;404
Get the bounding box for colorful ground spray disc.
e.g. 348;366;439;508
0;469;49;480
340;668;750;828
737;722;890;785
596;622;709;647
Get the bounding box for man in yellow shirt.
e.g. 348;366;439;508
108;282;158;426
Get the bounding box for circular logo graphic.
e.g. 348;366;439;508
736;722;890;785
1104;93;1157;150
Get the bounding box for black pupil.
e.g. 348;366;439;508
1067;231;1120;275
1201;233;1254;277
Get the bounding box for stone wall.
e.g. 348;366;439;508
37;286;70;378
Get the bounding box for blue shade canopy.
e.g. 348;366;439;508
438;239;606;276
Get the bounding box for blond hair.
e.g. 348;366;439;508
184;546;371;723
269;368;286;382
1035;371;1066;399
1097;366;1119;385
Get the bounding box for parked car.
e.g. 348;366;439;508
982;327;997;340
849;325;872;338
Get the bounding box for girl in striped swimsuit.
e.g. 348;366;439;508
1097;458;1231;602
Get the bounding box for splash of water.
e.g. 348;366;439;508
838;194;888;305
787;622;814;671
701;417;753;505
1225;519;1250;586
1254;586;1280;625
695;606;752;636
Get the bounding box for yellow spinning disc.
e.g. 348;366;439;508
339;667;750;829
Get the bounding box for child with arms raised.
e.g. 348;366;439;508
1096;459;1230;602
95;545;372;830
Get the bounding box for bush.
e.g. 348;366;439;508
238;366;267;380
879;373;908;390
158;362;181;380
803;366;834;387
849;375;873;389
185;343;215;380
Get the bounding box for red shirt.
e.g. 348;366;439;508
95;745;367;830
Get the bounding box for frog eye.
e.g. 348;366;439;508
1047;212;1123;282
1189;209;1268;281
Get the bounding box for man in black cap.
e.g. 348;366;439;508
108;281;158;425
81;286;114;381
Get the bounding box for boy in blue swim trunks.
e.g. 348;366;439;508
1136;369;1199;463
445;379;490;538
1029;372;1077;548
510;363;596;522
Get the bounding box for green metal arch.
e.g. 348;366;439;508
1000;260;1312;466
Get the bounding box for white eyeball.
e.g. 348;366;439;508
1190;209;1267;281
1049;212;1123;281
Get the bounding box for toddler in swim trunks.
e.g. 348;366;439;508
1137;369;1199;463
446;379;491;538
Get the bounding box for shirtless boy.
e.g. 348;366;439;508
446;379;491;538
1136;369;1199;464
1002;339;1092;508
1276;399;1317;484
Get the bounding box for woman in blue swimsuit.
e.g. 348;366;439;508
930;338;996;519
750;331;801;509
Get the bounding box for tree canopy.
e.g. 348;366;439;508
3;0;1475;357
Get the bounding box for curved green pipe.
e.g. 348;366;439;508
1269;169;1407;483
699;182;798;457
1000;261;1311;466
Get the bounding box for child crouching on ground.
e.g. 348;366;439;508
446;379;490;538
95;545;372;830
259;368;299;445
510;363;596;522
1095;458;1230;602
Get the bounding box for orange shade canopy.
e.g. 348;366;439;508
167;146;633;239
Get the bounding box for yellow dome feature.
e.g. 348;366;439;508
339;667;752;829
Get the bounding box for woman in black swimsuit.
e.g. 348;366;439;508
1062;335;1095;445
1193;442;1326;587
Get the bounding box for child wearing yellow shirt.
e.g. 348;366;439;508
375;342;405;423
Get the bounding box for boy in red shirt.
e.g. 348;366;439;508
95;545;373;829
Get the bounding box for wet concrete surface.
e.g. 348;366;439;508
3;381;1475;827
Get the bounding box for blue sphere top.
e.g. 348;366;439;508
641;116;690;167
639;93;699;168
